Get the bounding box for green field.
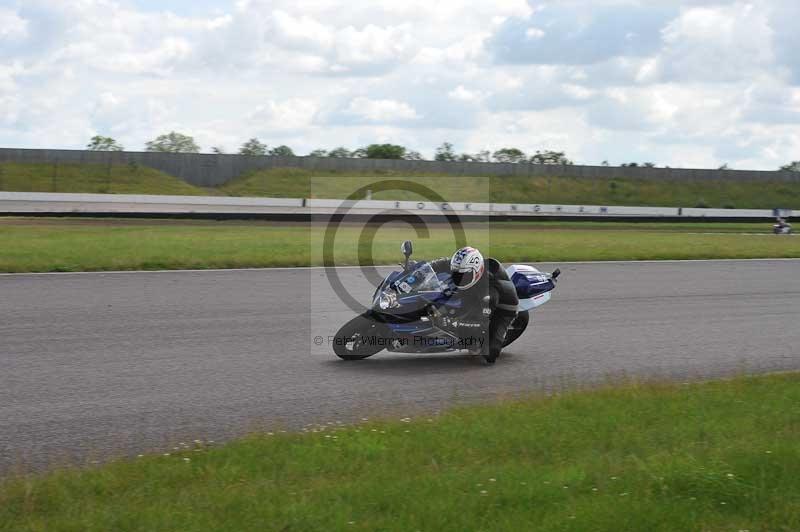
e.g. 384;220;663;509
2;372;798;531
228;168;800;209
0;219;798;273
2;162;799;209
0;162;207;196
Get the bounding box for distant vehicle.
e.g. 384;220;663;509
774;217;792;235
332;240;560;361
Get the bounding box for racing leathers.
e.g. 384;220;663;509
429;257;519;363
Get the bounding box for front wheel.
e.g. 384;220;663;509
333;313;389;360
502;310;529;348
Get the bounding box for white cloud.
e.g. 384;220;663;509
562;84;594;101
270;10;334;50
0;0;798;169
658;3;774;82
0;61;23;94
93;91;121;113
525;27;545;40
0;8;28;41
249;99;319;130
346;97;420;122
412;34;488;67
448;85;483;103
333;24;416;70
92;37;194;75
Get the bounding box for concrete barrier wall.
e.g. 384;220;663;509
1;147;797;187
0;192;776;218
0;192;304;215
0;191;304;207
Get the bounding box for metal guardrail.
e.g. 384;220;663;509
0;192;777;219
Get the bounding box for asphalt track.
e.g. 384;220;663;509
1;260;799;473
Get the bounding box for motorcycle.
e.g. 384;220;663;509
332;240;560;361
773;221;792;234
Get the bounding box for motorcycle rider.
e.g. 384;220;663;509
427;247;519;365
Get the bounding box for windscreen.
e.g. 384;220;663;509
394;263;443;294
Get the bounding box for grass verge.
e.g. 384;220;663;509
225;168;800;209
1;372;798;531
0;162;212;196
2;162;799;209
0;219;798;273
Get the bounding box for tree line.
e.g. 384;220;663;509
86;133;800;171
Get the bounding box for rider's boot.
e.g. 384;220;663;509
483;310;516;365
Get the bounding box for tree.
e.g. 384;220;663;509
458;150;491;162
328;147;352;158
87;135;124;151
492;147;526;163
308;149;328;157
268;145;295;157
145;131;200;153
474;150;491;162
239;138;268;156
779;161;800;172
529;150;573;165
404;150;424;161
351;148;367;158
620;161;656;167
434;142;457;162
364;144;406;159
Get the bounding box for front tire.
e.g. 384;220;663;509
333;313;388;360
502;310;529;348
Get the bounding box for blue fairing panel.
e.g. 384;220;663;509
398;292;463;308
388;323;434;334
511;271;555;299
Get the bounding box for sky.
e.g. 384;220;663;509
0;0;798;169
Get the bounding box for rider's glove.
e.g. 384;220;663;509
428;306;452;330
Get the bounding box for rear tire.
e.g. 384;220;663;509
502;310;529;348
333;313;388;360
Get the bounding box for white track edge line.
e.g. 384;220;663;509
1;257;799;277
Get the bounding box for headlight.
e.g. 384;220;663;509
377;292;398;310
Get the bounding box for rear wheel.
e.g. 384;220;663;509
502;310;529;348
333;313;389;360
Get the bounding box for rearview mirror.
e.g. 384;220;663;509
401;240;413;258
401;240;413;270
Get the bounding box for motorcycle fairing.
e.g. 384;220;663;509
371;262;465;351
506;264;556;311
